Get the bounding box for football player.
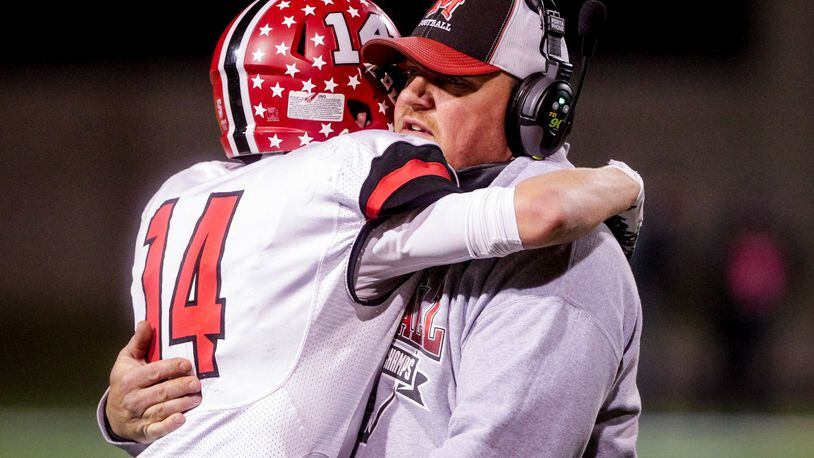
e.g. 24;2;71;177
98;0;643;455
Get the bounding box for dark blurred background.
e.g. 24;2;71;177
1;0;812;434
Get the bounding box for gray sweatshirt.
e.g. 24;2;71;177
354;154;642;457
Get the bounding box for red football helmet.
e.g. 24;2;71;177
210;0;400;158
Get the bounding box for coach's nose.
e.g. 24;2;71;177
399;74;434;111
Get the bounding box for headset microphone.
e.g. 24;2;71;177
567;0;608;135
579;0;607;58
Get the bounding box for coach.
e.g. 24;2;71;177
351;0;641;455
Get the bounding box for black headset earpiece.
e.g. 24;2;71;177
506;0;576;159
506;72;575;159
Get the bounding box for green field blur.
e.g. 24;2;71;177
2;408;813;457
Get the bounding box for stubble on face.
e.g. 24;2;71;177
393;61;517;170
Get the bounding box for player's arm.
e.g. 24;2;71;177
97;321;202;451
514;161;642;249
354;162;642;300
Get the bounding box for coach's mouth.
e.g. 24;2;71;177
399;118;434;140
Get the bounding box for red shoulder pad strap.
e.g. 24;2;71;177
359;141;460;221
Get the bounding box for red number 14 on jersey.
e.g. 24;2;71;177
141;192;243;378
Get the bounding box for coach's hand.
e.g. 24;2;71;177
106;321;202;443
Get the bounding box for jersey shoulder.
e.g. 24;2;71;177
140;160;241;218
338;130;461;220
154;160;241;200
340;129;438;153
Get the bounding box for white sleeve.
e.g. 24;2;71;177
354;186;524;300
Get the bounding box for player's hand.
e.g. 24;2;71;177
106;321;202;443
604;160;644;259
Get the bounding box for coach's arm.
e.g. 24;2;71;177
97;321;201;453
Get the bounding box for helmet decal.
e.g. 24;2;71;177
210;0;400;158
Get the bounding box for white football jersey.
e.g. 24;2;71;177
131;130;459;457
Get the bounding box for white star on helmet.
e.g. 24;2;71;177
275;41;290;55
270;82;285;97
319;123;334;137
310;33;325;47
252;48;266;62
312;55;326;70
254;103;267;118
268;134;283;148
285;63;300;77
298;132;313;146
302;79;316;93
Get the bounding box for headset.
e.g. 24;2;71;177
506;0;605;159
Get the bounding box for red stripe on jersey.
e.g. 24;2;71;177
365;159;451;220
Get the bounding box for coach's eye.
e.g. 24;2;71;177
443;76;468;87
402;66;419;80
441;76;474;93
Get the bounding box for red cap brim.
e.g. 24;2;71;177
362;37;500;76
